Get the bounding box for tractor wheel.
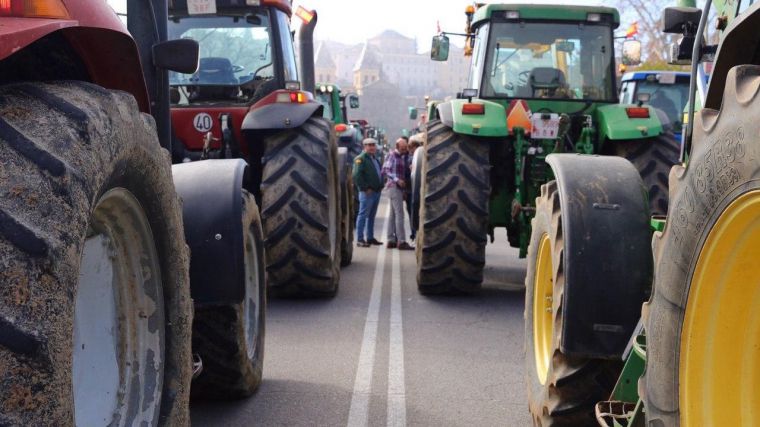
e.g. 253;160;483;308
191;190;266;399
524;182;622;427
643;65;760;426
261;116;341;297
340;174;354;267
0;82;192;425
610;131;680;216
416;120;489;294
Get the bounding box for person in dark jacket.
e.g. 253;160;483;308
353;138;384;247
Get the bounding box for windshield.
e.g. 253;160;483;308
481;21;615;101
168;14;273;89
635;80;690;132
316;92;334;120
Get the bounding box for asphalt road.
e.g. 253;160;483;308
191;197;531;426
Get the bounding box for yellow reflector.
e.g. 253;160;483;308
295;5;314;24
25;0;69;18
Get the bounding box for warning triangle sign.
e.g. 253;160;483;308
506;100;532;135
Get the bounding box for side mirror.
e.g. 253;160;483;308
153;39;199;74
622;40;642;66
430;35;450;62
661;6;701;65
661;6;702;34
348;94;360;109
408;107;418;120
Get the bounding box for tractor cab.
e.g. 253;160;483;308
168;0;297;106
474;15;617;102
436;5;622;107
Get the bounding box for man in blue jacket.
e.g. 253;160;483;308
352;138;384;247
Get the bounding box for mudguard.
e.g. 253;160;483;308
436;99;508;137
546;154;652;359
241;100;322;130
172;159;250;306
596;104;663;141
704;2;760;110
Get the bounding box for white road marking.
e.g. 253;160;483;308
347;203;390;427
387;246;406;427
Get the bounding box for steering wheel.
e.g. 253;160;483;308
518;70;531;86
252;62;273;80
232;64;245;73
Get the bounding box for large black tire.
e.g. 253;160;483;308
0;82;192;425
524;182;622;427
643;65;760;426
261;116;341;297
416;120;490;294
609;131;680;216
191;190;266;399
339;173;354;267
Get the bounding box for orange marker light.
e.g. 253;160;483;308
295;5;314;24
465;5;475;14
0;0;68;17
335;124;348;132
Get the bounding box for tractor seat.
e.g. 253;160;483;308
189;57;239;101
529;67;566;88
196;57;238;85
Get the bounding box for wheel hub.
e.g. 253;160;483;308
533;233;554;385
681;190;760;426
73;188;165;426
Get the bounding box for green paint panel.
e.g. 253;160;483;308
597;104;664;141
473;3;620;28
449;99;509;137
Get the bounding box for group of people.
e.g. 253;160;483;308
352;136;421;250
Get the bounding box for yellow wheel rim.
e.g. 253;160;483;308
681;190;760;427
533;233;554;385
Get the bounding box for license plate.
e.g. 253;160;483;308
187;0;217;15
531;113;560;139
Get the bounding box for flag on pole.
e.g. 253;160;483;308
626;21;638;38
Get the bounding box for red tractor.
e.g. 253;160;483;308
0;0;268;423
167;0;352;293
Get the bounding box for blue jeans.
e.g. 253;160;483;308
356;190;381;241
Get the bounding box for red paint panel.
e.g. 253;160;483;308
171;107;251;154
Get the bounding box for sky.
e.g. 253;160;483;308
109;0;616;53
291;0;610;52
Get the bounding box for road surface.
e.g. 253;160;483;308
191;197;531;426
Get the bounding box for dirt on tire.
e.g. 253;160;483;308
191;190;266;400
416;120;490;294
524;182;622;427
0;81;192;426
261;116;341;297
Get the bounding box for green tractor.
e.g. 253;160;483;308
520;0;760;425
315;82;360;126
416;3;679;295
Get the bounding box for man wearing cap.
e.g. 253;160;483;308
352;138;384;247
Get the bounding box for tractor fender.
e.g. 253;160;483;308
172;159;250;306
436;99;508;137
596;104;664;142
241;100;322;130
546;153;652;359
704;2;760;110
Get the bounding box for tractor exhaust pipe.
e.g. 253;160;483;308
297;9;318;95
